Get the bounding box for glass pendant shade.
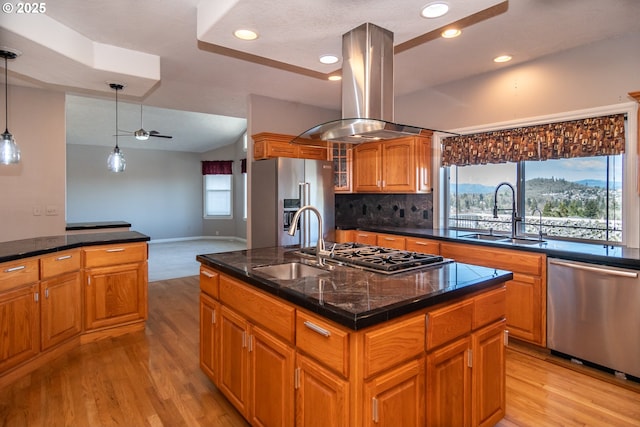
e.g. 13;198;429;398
107;145;126;172
1;48;21;166
0;129;20;165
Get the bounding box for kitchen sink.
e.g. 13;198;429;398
253;262;329;280
460;233;509;242
502;237;546;245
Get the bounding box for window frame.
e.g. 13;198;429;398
434;102;637;247
203;174;233;219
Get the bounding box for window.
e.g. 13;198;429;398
447;155;623;243
204;174;232;218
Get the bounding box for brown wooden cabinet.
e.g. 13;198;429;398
253;132;328;161
353;135;432;193
375;233;406;250
440;241;546;346
405;236;440;254
199;265;506;427
352;231;378;245
295;352;349;427
629;91;640;193
83;243;148;331
0;281;40;373
426;287;507;427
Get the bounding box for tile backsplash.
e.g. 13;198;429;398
335;193;434;229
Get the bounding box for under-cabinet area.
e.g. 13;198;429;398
0;238;149;387
198;248;510;427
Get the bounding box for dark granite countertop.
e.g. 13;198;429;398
197;246;512;330
66;220;131;231
350;226;640;270
0;231;150;263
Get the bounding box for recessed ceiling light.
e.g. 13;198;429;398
328;75;342;81
441;28;461;38
234;29;258;41
421;2;449;18
494;55;512;63
319;55;339;65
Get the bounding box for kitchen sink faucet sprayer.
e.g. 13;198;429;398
288;205;331;266
493;182;522;239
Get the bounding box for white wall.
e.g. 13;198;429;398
0;86;66;242
201;133;248;239
66;144;204;240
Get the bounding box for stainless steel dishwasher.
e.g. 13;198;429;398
547;258;640;378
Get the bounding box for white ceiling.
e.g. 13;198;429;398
2;0;640;152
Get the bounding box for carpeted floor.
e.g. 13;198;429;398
148;238;246;281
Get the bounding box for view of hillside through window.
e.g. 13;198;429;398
448;156;623;242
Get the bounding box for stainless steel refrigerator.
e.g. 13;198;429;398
251;157;335;249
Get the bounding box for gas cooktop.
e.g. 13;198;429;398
300;242;452;274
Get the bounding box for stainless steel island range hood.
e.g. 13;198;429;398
293;23;449;145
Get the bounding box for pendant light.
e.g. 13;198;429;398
107;83;126;173
0;48;21;165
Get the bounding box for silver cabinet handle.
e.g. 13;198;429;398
303;320;331;337
106;248;125;253
56;255;72;261
549;259;638;278
4;265;25;273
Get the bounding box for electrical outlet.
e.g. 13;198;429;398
45;205;58;216
33;206;42;216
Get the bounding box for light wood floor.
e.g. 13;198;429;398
1;276;638;427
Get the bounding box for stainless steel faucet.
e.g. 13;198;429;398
492;182;522;239
288;205;329;266
532;208;543;241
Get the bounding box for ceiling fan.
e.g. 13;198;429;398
119;104;173;140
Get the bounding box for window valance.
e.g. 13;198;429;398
441;114;626;167
202;160;233;175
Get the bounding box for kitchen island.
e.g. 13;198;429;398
197;246;513;427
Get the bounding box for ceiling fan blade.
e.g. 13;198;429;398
149;130;173;139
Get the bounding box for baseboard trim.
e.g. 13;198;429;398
149;236;247;244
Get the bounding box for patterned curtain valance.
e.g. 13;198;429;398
441;114;626;167
202;160;233;175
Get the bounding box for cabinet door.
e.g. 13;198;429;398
506;273;543;344
331;143;352;192
250;325;295;427
41;272;82;350
382;138;415;192
219;306;250;417
0;283;40;373
426;336;472;427
85;262;147;330
354;143;382;192
472;319;506;427
295;353;349;427
200;293;219;384
416;135;432;192
363;357;424;427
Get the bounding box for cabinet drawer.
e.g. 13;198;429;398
440;242;543;276
83;243;147;268
353;232;378;245
0;258;39;292
426;299;473;350
364;313;425;378
405;238;440;255
220;275;295;343
298;145;327;160
376;234;406;250
200;266;219;298
473;286;506;330
296;310;350;377
40;249;81;279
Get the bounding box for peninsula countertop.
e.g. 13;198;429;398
0;231;150;263
197;246;512;330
